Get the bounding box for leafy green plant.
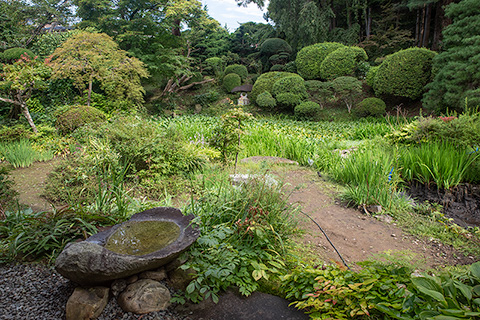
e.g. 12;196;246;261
250;71;300;103
319;46;368;81
272;75;308;103
0;139;51;168
256;92;277;109
223;73;242;92
331;76;363;113
224;64;248;81
180;175;298;303
55;105;107;135
296;42;346;80
354;97;386;118
295;101;322;120
1;47;34;62
0;167;18;217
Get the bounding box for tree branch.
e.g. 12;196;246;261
0;96;21;106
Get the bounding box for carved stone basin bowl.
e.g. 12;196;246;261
55;207;199;286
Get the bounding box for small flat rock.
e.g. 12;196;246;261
176;290;309;320
118;279;171;314
139;269;167;281
66;286;109;320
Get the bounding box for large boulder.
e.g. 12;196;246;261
118;279;171;314
55;207;199;286
65;286;109;320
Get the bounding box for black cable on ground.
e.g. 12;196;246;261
300;210;351;271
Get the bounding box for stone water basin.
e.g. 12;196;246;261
55;207;199;286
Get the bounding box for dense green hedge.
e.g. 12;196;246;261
272;76;307;100
250;72;300;102
276;93;302;109
256;92;277;109
319;46;368;80
1;48;35;62
223;73;242;92
260;38;292;56
373;47;437;100
224;64;248;81
55;105;107;134
366;66;379;87
295;101;322;120
354;97;386;118
204;57;225;76
296;42;345;80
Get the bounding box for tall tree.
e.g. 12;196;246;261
0;54;51;133
49;31;149;106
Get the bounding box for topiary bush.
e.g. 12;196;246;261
204;57;226;77
270;64;284;71
1;47;35;62
250;71;300;103
319;46;368;80
259;38;293;57
276;93;302;110
272;76;307;100
296;42;346;80
365;66;379;87
55;105;107;135
373;47;437;100
295;101;322;120
331;76;363;113
224;64;248;81
223;73;242;92
256;92;277;109
354;97;386;118
284;61;297;73
305;80;335;108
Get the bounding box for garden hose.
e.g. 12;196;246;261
300;210;351;271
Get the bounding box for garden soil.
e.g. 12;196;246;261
7;157;478;269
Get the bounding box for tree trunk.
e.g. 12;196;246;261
172;19;181;36
21;104;38;134
422;3;432;48
364;7;371;38
418;6;426;47
415;9;421;46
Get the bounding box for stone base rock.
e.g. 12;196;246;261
66;287;109;320
118;279;171;314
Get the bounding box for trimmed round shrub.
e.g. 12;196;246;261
224;64;248;81
373;47;437;100
284;61;297;73
223;73;242;92
296;42;346;80
250;71;300;103
204;57;225;76
270;64;285;71
260;38;293;57
319;46;368;80
354;97;386;118
295;101;322;120
276;93;302;110
272;76;307;100
55;105;107;134
365;66;379;87
1;47;35;62
256;92;277;109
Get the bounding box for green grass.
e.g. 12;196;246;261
0;139;54;168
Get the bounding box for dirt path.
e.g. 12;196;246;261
8;158;61;212
277;167;475;269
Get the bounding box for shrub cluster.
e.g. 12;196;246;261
55;105;107;135
223;73;242;92
224;64;248;81
256;92;277;109
250;71;299;102
354;97;386;118
319;46;368;80
204;57;225;77
294;101;322;120
1;47;35;62
373;47;437;100
296;42;345;80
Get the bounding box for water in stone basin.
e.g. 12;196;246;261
104;221;180;256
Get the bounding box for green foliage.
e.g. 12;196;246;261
30;30;79;59
365;66;379;87
305;80;335;108
387;113;480;149
0;139;52;168
399;141;479;189
0;206;120;263
49;31;149;106
256;92;277;109
283;61;296;73
180;176;298;302
284;262;413;319
331;76;363;113
223;73;242;92
1;47;35;62
294;101;322;120
423;0;480;112
204;57;225;78
354;97;386;118
275;93;303;110
0;125;32;143
193;91;220;107
269;64;284;71
378;262;480;319
272;76;307;100
224;64;248;81
319;46;368;81
55;105;107;135
259;38;292;57
250;72;301;103
0;167;18;216
209;108;253;165
373;47;437;100
296;42;346;80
